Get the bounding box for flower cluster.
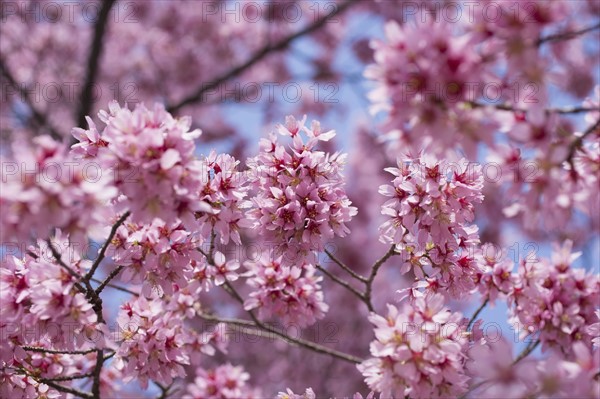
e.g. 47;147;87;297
110;216;242;297
0;341;105;398
114;295;225;389
467;337;600;398
467;338;524;398
489;124;600;235
0;374;60;399
196;151;251;245
183;363;261;399
1;135;116;245
0;233;114;399
508;240;600;356
0;232;103;352
109;218;202;297
365;20;491;156
71;101;212;227
243;254;328;328
379;155;484;298
246;115;357;260
358;294;469;399
474;243;516;304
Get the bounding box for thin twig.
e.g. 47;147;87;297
551;106;600;114
33;378;93;399
469;101;599;115
200;235;365;365
22;346;96;355
154;382;173;399
41;373;94;382
206;288;362;364
91;276;139;296
103;351;116;362
95;265;125;295
459;338;540;399
566;118;600;164
513;339;540;365
45;239;87;294
208;230;216;264
537;22;600;46
467;298;489;330
315;264;365;301
166;0;359;112
86;211;130;282
459;380;489;399
197;247;209;258
325;248;367;282
364;245;398;312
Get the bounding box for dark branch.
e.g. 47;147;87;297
0;59;63;139
166;0;359;113
364;245;398;312
325;248;368;282
95;265;125;295
45;239;87;294
85;211;130;282
41;373;94;382
469;101;599;115
33;378;92;399
513;339;540;364
91;276;139;296
197;247;363;364
537;22;600;46
75;0;117;132
316;264;365;301
201;307;363;365
467;298;489;330
567;118;600;164
22;346;96;355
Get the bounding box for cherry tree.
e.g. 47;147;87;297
1;1;599;398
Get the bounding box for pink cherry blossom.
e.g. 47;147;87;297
1;135;116;245
109;218;201;297
114;295;225;390
243;253;328;328
246;115;357;261
508;240;599;356
587;310;600;348
474;243;517;304
1;2;599;396
379;155;484;298
196;151;251;245
71;101;212;227
466;338;532;398
358;294;469;399
183;363;261;399
277;387;316;399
